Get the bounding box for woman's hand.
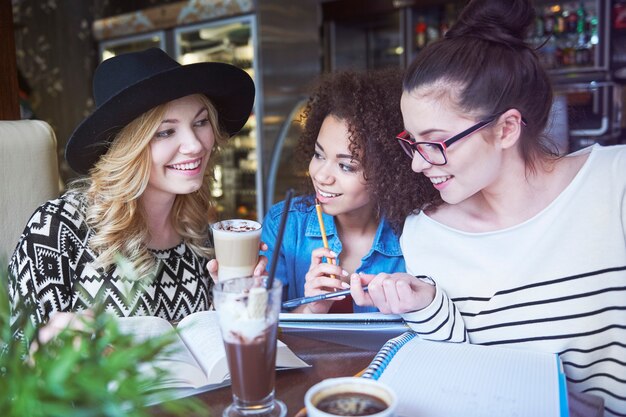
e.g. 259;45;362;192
207;258;219;283
207;241;269;284
29;311;95;356
350;272;435;315
253;253;269;276
294;247;348;314
38;311;95;344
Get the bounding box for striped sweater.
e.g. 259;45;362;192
400;144;626;417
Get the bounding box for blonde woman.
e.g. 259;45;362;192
8;48;258;335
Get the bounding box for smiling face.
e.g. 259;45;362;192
145;94;216;201
400;88;503;205
308;115;374;218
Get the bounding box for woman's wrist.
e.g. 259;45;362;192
413;275;436;312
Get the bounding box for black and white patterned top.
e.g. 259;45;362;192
9;192;212;330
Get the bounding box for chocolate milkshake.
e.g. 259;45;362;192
224;325;277;402
214;276;286;417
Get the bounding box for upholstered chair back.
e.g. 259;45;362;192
0;120;61;263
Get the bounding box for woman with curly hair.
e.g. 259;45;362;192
8;48;258;334
257;69;435;314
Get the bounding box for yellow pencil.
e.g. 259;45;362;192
315;198;336;278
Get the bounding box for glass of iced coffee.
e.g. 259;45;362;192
213;275;286;417
211;219;262;281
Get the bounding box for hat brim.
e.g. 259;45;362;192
65;62;255;175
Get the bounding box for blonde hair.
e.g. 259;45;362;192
68;94;228;279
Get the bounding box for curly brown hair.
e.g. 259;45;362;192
295;69;438;234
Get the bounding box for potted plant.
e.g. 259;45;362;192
0;263;209;417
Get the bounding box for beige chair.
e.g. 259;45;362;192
0;120;61;263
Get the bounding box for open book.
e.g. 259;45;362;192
363;332;568;417
116;311;309;390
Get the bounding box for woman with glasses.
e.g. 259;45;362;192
351;0;626;415
244;69;433;314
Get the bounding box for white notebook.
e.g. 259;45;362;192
362;332;568;417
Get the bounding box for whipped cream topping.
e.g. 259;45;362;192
215;220;261;233
218;290;271;344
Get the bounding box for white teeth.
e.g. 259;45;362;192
430;176;450;185
319;190;341;198
170;160;201;170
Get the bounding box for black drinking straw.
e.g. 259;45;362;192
266;188;294;289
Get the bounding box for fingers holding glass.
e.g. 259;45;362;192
253;254;269;276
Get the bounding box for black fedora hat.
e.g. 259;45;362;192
65;47;255;174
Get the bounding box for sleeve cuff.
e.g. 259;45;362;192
401;282;443;326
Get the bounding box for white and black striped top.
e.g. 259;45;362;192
9;192;212;333
401;144;626;417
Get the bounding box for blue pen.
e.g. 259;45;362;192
282;287;369;309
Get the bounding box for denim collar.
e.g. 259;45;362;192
304;207;402;257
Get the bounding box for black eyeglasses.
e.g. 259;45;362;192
396;114;512;166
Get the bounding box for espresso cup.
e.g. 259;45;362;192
211;219;262;281
305;377;397;417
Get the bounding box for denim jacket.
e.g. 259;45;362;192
261;196;405;312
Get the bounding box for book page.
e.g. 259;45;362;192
116;316;208;389
176;311;310;385
377;339;562;417
176;310;229;385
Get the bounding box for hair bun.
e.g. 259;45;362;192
445;0;534;49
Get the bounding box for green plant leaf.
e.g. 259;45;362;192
0;260;211;417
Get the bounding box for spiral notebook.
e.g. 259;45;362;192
362;332;569;417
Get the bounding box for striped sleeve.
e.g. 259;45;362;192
401;283;468;342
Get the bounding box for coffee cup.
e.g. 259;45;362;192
305;377;397;417
211;219;262;281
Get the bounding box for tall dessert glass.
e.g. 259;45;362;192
213;276;287;417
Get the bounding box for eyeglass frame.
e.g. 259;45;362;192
396;112;526;166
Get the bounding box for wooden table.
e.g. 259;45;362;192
156;332;605;417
